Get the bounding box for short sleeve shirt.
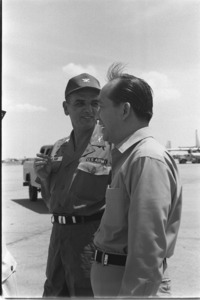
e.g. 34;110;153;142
48;124;112;215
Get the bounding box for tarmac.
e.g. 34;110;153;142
2;163;200;299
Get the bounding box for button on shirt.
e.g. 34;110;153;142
94;127;182;296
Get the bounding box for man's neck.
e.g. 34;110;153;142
73;126;94;150
114;123;148;147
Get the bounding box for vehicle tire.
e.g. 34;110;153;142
29;185;38;201
179;159;187;164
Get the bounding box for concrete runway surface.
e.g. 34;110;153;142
2;163;200;298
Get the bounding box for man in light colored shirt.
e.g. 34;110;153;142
91;63;182;297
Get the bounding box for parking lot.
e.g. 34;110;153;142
2;163;200;298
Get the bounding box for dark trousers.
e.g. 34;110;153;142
43;220;100;297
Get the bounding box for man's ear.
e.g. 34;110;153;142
63;101;69;116
122;102;131;120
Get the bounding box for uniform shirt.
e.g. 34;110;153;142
94;127;182;296
47;124;112;215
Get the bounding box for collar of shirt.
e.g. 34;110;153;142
67;127;94;153
115;126;153;154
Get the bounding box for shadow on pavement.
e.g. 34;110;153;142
12;198;50;214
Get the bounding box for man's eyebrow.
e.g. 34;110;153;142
73;99;86;103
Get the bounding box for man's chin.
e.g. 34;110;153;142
81;119;96;130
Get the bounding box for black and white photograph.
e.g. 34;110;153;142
2;0;200;298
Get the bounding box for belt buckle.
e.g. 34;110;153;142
94;250;98;261
58;216;66;224
72;216;76;224
103;253;108;266
62;216;66;224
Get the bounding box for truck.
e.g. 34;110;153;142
191;152;200;164
178;153;189;164
23;145;53;201
176;150;200;164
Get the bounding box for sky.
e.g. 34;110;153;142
2;0;200;159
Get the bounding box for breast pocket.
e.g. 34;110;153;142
51;161;62;173
103;187;126;226
69;169;110;204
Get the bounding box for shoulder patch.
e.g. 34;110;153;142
51;136;69;157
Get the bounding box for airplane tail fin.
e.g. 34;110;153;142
195;129;200;148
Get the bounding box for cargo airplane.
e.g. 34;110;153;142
166;130;200;164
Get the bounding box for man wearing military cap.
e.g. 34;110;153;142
34;73;111;297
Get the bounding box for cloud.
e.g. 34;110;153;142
8;103;47;112
62;63;98;79
140;71;181;102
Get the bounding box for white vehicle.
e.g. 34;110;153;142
23;145;53;201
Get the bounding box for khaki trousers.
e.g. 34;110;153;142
91;260;171;297
43;220;99;297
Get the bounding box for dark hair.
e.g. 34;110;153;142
107;63;153;121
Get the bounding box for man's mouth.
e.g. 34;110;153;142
82;116;94;119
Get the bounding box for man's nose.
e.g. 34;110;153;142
84;104;95;113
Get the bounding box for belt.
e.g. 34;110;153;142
94;249;167;268
94;249;127;266
51;211;103;225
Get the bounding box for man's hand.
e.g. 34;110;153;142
34;153;52;181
